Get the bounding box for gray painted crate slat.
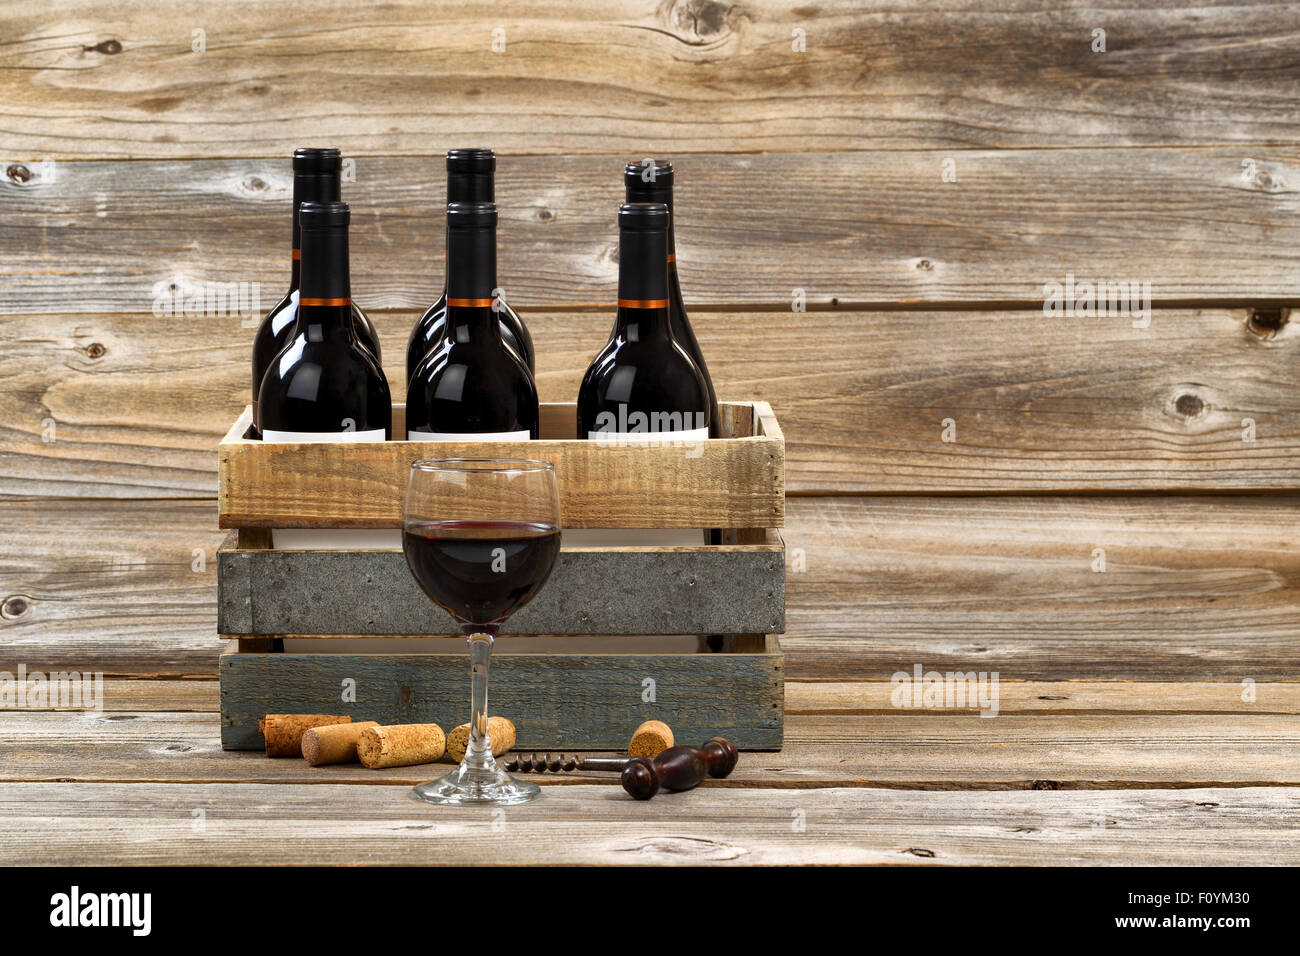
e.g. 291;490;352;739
219;638;785;751
217;533;786;636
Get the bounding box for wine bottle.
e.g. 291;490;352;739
624;159;718;437
578;203;710;442
251;148;381;433
405;148;535;387
259;201;392;442
406;202;538;440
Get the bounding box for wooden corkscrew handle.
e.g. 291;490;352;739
621;737;739;800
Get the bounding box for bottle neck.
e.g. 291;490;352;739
448;170;494;204
298;223;352;338
616;226;670;338
627;180;680;289
291;170;341;290
446;223;500;342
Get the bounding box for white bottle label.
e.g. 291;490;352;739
587;427;709;444
406;429;531;441
261;428;386;443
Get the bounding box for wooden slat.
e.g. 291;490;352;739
5;496;1299;679
219;404;784;530
787;681;1300;716
0;782;1294;866
4;149;1299;315
2;710;1297;789
5;308;1298;499
4;2;1299;159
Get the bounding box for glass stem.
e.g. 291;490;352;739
464;632;495;772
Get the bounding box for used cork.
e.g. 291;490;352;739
357;723;446;769
260;714;351;758
302;720;380;766
445;716;516;762
628;719;674;758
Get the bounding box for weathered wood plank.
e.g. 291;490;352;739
5;496;1299;680
4;149;1299;315
220;640;785;751
0;782;1294;866
782;496;1300;680
4;2;1299;158
5;308;1298;499
217;532;785;635
219;404;785;530
787;681;1300;716
2;711;1297;789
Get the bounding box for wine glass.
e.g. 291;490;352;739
402;458;561;806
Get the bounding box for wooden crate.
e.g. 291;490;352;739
220;635;785;751
217;401;787;750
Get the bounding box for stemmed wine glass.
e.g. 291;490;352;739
402;458;562;806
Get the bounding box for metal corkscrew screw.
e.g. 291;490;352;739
506;737;739;800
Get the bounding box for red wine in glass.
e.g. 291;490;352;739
402;519;560;632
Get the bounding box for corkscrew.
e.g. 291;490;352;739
505;737;738;800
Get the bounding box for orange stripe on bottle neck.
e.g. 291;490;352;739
447;297;496;307
291;249;301;260
299;296;350;306
618;298;668;309
666;253;676;262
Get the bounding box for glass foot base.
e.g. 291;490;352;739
411;761;541;806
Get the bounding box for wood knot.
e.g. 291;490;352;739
618;835;746;861
1030;779;1060;790
1174;392;1205;419
1;595;31;619
534;206;554;222
1247;307;1289;338
243;175;268;192
85;342;107;360
84;38;123;55
903;847;936;857
666;0;744;45
6;164;31;184
916;259;934;271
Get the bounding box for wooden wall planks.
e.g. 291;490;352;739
4;2;1300;158
2;309;1295;499
4;149;1299;314
4;497;1296;678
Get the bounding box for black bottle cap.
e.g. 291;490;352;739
293;148;342;173
447;201;497;229
299;201;350;229
447;149;496;174
619;202;669;231
624;159;674;198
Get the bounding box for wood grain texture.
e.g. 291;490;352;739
5;308;1298;500
220;641;785;751
4;710;1298;789
4;1;1299;159
6;677;1293;715
0;782;1294;866
219;404;785;530
4;149;1299;315
6;496;1299;679
782;496;1300;680
217;531;785;635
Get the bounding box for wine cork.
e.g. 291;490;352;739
302;720;380;766
260;714;351;758
357;723;446;769
445;716;516;762
628;719;674;758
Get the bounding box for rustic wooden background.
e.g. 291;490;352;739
1;0;1298;863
